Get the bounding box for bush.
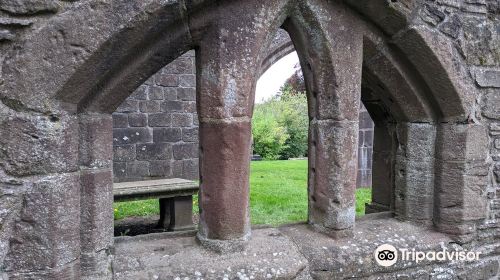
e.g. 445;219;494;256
252;85;308;160
252;101;289;160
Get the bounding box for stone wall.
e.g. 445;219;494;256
0;0;498;279
112;51;199;182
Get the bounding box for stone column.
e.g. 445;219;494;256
302;6;364;238
195;43;255;252
394;123;436;224
78;113;114;280
434;124;489;241
197;118;252;251
366;122;396;213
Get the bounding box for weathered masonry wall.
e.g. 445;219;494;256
0;0;499;279
112;50;375;186
112;51;199;182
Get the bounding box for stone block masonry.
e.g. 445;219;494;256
0;0;498;278
112;51;199;182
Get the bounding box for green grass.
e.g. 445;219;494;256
114;160;372;226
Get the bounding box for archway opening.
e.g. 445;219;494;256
250;49;309;226
111;50;200;237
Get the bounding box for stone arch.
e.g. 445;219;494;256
348;2;487;239
281;0;365;238
0;0;491;278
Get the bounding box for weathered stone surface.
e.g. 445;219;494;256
344;0;410;35
128;113;147;127
439;14;462;39
309;120;358;236
113;128;152;145
149;160;172;177
421;3;446;26
198;120;252;242
79;114;113;169
437;124;489;161
148;112;171;127
182;127;198;142
112;217;500;279
139;100;161;113
483;90;500;120
162;101;183;112
0;0;498;277
396;123;436;159
177;88;196;101
113;145;136;162
394;25;476;122
475;69;500;88
4;173;80;272
173;143;197;160
148;86;163;100
80;169;113;252
126;161;150;179
112;113;128;128
153;127;182;142
394;157;435;223
0;0;59;15
136;143;172;160
0;112;78;176
182;159;199;180
113;228;308;280
9;261;80;280
362;45;434;122
435;160;489;234
461;16;499;66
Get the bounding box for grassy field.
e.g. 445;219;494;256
114;160;372;226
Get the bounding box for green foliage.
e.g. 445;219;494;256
114;160;372;226
252;85;308;160
252;107;289;160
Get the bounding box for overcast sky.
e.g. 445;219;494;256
255;51;300;104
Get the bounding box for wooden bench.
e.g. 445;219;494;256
113;178;198;231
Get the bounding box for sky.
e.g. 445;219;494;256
255;51;300;104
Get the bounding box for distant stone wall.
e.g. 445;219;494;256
112;51;199;182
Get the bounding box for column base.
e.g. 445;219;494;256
197;232;251;253
309;223;354;239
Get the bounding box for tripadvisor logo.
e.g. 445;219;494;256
374;244;481;267
374;244;398;267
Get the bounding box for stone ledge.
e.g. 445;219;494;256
112;215;500;279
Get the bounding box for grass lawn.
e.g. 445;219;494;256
114;160;372;226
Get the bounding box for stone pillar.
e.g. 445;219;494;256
197;119;252;251
78;113;114;280
366;122;396;213
394;123;436;224
309;120;359;238
195;44;255;252
303;7;364;238
434;124;489;242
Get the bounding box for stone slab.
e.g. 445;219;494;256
113;228;309;280
113;178;198;202
112;215;500;279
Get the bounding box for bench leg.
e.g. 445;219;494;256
168;196;195;231
157;198;172;229
157;196;195;231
